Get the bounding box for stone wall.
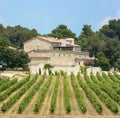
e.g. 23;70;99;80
29;64;45;75
29;63;80;75
52;65;80;75
30;57;49;64
24;38;52;52
86;67;101;75
36;51;75;66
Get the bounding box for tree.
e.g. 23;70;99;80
87;33;105;57
94;57;110;71
0;24;4;33
44;64;53;75
79;25;93;39
48;24;76;39
115;58;120;70
0;36;30;69
17;50;30;69
100;19;120;40
104;38;120;67
0;25;38;48
77;25;94;51
100;25;115;39
0;37;11;46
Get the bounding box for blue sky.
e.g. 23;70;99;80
0;0;120;36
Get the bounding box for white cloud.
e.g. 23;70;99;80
98;10;120;28
0;16;5;24
116;10;120;18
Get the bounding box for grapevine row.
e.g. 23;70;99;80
0;74;31;102
108;72;120;84
34;74;53;113
18;74;46;113
0;78;10;86
70;72;87;113
84;74;118;113
1;73;38;112
90;72;98;83
114;71;120;80
96;72;120;94
63;73;71;113
0;78;18;92
102;72;112;82
50;73;60;113
90;72;120;104
77;72;103;114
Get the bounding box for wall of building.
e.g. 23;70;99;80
75;59;84;66
66;38;74;45
37;51;75;66
29;64;46;75
86;67;101;75
73;47;81;52
30;57;49;64
24;38;53;52
52;65;80;75
29;63;80;75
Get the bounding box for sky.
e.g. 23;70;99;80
0;0;120;36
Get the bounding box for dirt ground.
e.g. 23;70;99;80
0;75;120;118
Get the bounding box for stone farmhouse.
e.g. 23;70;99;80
24;36;93;75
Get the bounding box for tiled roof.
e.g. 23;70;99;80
37;36;61;43
24;36;61;44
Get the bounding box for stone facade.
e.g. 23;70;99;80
24;36;92;75
24;36;61;52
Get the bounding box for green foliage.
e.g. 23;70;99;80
70;72;87;113
76;19;120;69
63;73;71;113
100;19;120;39
48;24;76;39
0;37;11;46
114;71;120;80
79;25;93;39
44;64;53;75
104;39;120;67
0;78;18;92
108;72;120;84
1;74;38;112
80;66;87;74
84;73;119;113
89;82;118;113
0;71;120;114
34;74;52;113
50;73;60;113
0;78;10;86
115;58;120;70
91;72;120;105
94;57;110;71
0;25;38;48
0;74;30;102
77;72;103;114
18;74;45;113
0;47;30;69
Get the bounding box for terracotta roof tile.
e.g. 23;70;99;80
37;36;61;43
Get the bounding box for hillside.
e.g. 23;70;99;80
0;71;120;118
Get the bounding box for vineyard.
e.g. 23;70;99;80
0;69;120;118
